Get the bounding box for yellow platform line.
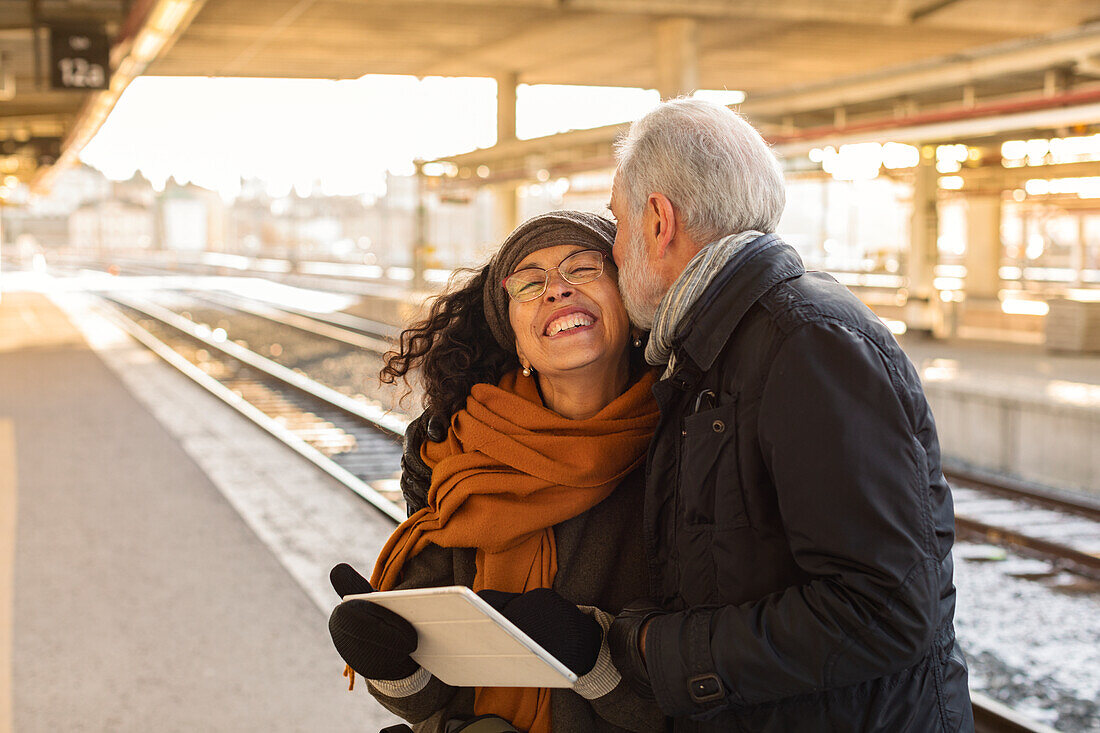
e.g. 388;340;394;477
0;419;14;733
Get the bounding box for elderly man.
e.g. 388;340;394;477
604;98;973;731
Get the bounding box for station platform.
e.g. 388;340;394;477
897;333;1100;496
0;290;401;731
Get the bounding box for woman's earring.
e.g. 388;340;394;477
632;335;643;348
521;364;532;377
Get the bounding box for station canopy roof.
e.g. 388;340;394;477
2;0;1099;189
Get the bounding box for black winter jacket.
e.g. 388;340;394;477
641;234;973;732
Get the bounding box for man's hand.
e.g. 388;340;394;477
328;563;420;681
609;601;663;699
477;588;602;675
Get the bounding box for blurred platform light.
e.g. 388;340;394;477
882;143;920;169
935;265;968;278
934;277;966;291
201;252;249;270
1025;176;1100;198
820;143;881;181
421;162;454;177
1066;289;1100;303
424;269;453;283
1002;134;1100;166
921;358;959;382
880;318;908;336
1046;380;1100;409
1021;267;1077;282
1025;178;1049;195
936;144;969;173
1000;295;1050;316
568;171;614;193
1025;139;1049;165
692;89;747;105
939;176;964;190
810;142;920;180
1049;134;1100;162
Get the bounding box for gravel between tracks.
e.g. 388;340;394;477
954;541;1100;731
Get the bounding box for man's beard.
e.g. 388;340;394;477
618;227;667;331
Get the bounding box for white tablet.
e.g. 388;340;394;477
343;586;578;688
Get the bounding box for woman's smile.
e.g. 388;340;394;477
543;306;598;338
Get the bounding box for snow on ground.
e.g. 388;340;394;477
953;541;1100;731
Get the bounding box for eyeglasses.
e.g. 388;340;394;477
502;249;607;302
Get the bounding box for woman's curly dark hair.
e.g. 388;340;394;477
380;265;516;422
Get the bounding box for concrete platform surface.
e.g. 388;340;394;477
0;291;401;732
898;334;1100;495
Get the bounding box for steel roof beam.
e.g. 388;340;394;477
742;22;1100;118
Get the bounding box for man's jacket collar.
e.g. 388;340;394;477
674;234;805;373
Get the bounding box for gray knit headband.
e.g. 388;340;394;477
483;210;617;350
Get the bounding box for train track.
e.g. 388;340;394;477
95;290;1072;733
196;289;401;342
98;292;411;523
946;466;1100;581
972;692;1060;733
184;289;398;353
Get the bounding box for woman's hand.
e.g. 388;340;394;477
328;563;420;681
477;588;602;675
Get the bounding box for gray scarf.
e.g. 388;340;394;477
645;230;763;376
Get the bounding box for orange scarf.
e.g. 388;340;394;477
371;368;658;733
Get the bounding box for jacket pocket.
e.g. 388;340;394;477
679;398;748;528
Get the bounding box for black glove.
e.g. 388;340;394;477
328;563;419;681
478;588;602;676
608;600;663;700
400;413;447;515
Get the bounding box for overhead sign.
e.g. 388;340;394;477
50;25;109;90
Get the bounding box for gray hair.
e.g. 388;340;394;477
615;98;786;244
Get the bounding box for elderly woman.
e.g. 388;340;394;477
328;211;664;733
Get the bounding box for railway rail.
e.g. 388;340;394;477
95;290;1071;733
947;466;1100;580
100;293;410;522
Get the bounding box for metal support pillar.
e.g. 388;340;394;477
493;182;520;244
907;149;940;333
413;160;428;291
1074;214;1087;286
655;18;698;100
493;72;520;240
964;194;1003;300
496;71;518;145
